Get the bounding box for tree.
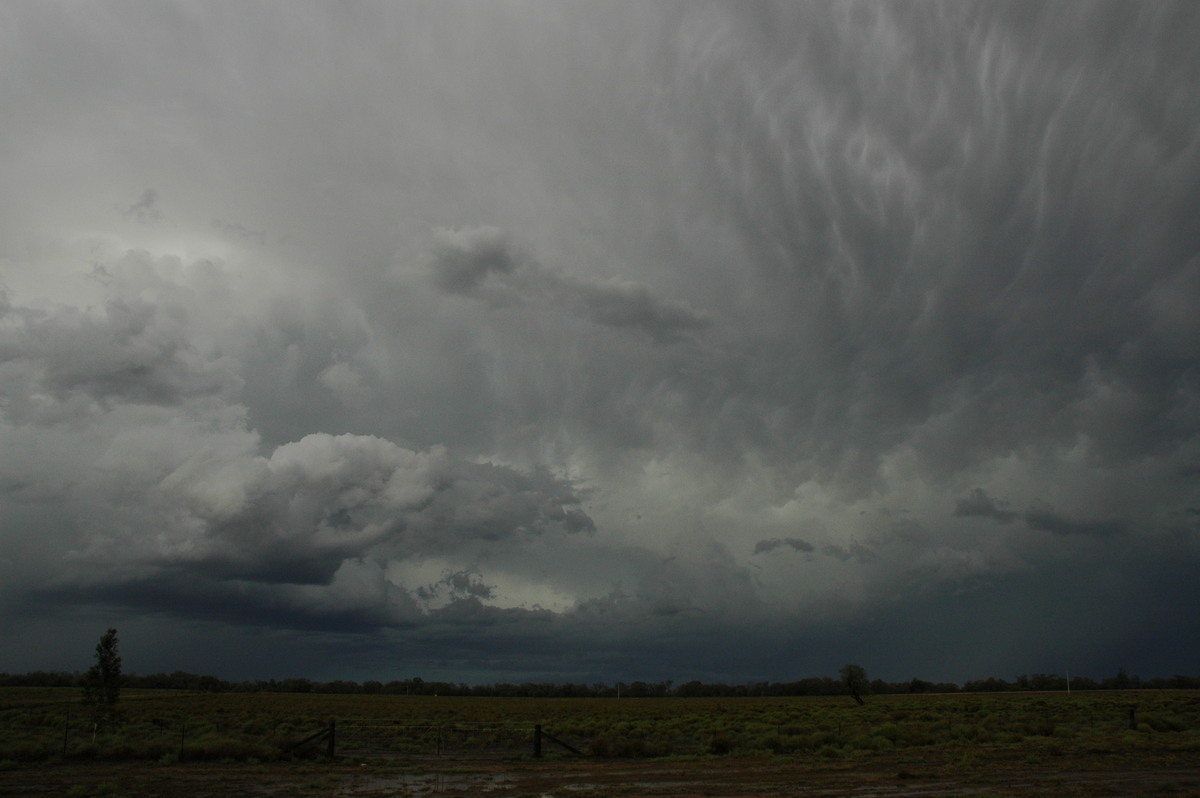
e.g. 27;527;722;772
840;663;868;705
82;628;121;723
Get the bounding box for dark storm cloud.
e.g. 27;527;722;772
1021;502;1129;539
954;488;1018;523
37;571;414;635
0;295;240;411
753;537;814;555
956;489;1129;537
820;543;878;565
144;433;595;586
3;1;1200;684
416;569;495;602
566;278;711;344
119;188;162;224
429;226;518;294
429;226;710;343
620;1;1200;494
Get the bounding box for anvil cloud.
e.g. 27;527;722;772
1;1;1198;684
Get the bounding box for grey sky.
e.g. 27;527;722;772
2;1;1198;684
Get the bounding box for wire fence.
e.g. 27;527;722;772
329;719;540;758
0;703;587;762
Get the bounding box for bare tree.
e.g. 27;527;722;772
840;663;868;705
82;628;122;724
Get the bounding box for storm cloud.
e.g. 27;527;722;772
429;225;710;342
1;1;1198;684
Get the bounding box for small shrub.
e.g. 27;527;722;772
1024;720;1056;737
708;735;734;755
849;733;893;752
1143;715;1187;733
72;742;99;759
810;730;838;748
816;744;842;759
587;737;611;757
876;722;901;742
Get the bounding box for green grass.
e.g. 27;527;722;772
1;688;1197;764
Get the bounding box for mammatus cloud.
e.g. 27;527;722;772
429;226;710;343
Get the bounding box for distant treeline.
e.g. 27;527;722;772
2;668;1197;696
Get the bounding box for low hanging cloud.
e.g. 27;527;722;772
1;273;595;627
416;569;495;605
0;295;241;413
428;226;518;294
119;188;162;224
428;226;710;343
136;432;595;585
753;537;815;555
953;488;1018;524
955;489;1129;538
1021;503;1129;539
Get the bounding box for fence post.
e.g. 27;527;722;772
328;719;336;759
179;720;186;762
63;713;70;758
534;724;542;758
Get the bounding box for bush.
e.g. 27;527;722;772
1023;720;1056;737
816;744;842;759
876;722;902;742
1142;715;1187;733
708;735;734;755
850;733;893;752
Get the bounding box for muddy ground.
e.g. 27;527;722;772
2;748;1199;798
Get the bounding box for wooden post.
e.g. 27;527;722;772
327;719;336;759
1128;706;1138;730
534;724;543;758
63;713;69;758
179;720;186;761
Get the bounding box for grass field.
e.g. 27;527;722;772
1;688;1198;796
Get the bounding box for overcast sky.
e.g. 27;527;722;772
2;1;1198;686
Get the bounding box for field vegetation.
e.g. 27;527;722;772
1;686;1197;764
2;687;1199;796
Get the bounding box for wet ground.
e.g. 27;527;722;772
2;750;1199;797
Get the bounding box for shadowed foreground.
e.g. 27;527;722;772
2;749;1200;797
